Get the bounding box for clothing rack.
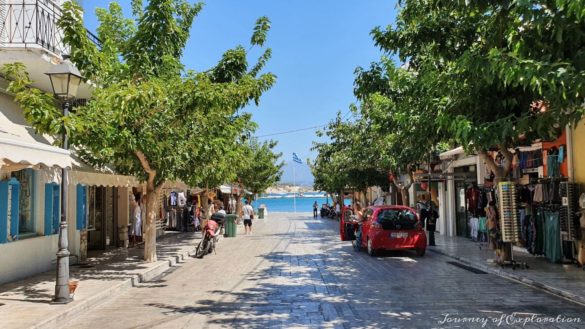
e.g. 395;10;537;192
560;182;580;264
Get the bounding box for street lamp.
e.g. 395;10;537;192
45;57;82;304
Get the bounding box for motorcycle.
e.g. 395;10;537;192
195;212;225;258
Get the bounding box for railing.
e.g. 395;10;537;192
0;0;100;57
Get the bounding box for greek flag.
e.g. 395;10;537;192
292;152;302;164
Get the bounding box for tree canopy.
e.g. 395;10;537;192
237;139;284;197
3;0;276;261
312;0;585;197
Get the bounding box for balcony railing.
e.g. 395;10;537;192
0;0;100;57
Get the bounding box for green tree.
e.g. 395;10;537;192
311;112;389;206
4;0;275;262
372;0;585;180
238;138;284;198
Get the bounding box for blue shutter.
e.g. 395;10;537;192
44;183;53;236
9;178;20;241
52;185;60;235
0;180;8;244
76;185;87;230
0;178;20;242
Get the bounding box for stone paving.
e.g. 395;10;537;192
431;234;585;305
59;213;585;329
0;231;202;329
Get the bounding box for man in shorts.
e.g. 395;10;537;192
241;200;255;235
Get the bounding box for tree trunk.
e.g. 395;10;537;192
143;184;159;262
135;151;158;263
236;192;243;221
479;148;514;262
479;147;513;185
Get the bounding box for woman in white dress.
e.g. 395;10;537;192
131;195;142;246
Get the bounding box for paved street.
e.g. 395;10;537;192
62;213;585;329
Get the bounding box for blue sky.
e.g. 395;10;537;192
82;1;398;185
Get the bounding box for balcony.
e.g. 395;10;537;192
0;0;100;58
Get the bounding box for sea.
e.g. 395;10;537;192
253;193;349;213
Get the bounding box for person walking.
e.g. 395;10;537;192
313;201;318;218
424;201;438;246
241;200;255;235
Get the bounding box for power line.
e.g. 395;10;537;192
255;109;354;138
256;124;327;138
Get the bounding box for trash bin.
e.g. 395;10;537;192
225;214;237;237
258;207;265;219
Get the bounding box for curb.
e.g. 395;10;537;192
33;247;195;329
429;248;585;307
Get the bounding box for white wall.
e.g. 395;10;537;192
0;234;59;284
438;182;447;235
0;166;81;284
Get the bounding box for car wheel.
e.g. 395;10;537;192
415;248;426;257
367;239;376;257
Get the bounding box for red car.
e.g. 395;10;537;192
340;205;427;257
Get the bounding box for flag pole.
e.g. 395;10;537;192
293;163;297;213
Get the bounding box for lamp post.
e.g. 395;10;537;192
45;58;82;304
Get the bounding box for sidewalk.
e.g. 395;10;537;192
0;230;203;329
431;234;585;306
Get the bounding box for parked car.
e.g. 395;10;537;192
340;205;427;257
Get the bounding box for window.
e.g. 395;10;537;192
376;209;418;230
11;169;35;236
44;183;60;235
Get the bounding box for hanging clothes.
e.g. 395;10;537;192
547;148;561;178
466;186;481;215
478;217;488;242
533;184;544;203
544;210;562;263
534;208;545;256
470;217;479;241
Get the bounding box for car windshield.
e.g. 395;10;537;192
376;209;417;229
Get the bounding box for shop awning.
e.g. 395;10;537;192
70;170;139;187
219;184;252;195
439;146;465;160
219;185;233;194
0;93;71;170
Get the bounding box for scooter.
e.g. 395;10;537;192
195;213;224;258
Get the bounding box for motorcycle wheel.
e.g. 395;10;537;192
195;237;209;258
206;238;215;254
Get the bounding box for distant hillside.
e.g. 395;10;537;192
264;184;315;194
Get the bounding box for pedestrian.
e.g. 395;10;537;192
213;204;227;235
426;201;438;246
352;202;364;251
241;200;255;235
130;194;142;247
313;201;318;218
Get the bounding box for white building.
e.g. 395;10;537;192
0;0;137;284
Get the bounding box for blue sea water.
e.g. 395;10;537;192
253;194;349;212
